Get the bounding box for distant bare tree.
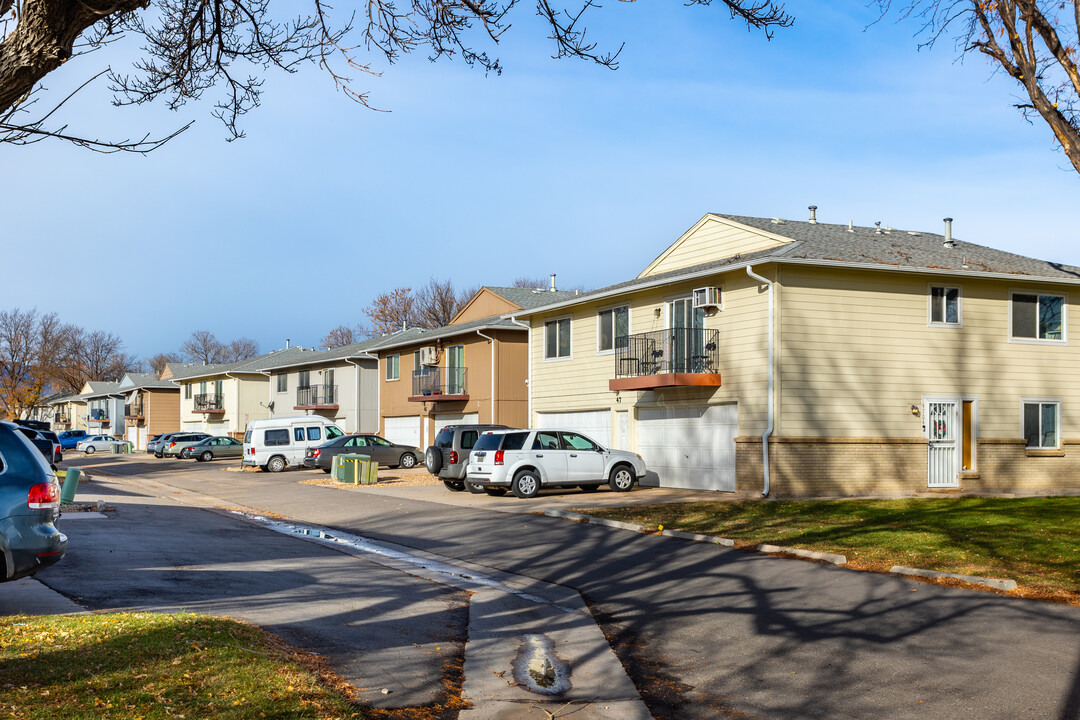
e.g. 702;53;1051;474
512;276;550;290
322;325;361;349
147;352;183;376
181;330;223;365
414;278;464;329
0;308;65;418
365;288;416;336
222;338;260;363
47;325;137;394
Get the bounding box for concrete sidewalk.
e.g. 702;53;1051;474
0;577;84;616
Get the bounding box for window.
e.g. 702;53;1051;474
294;427;305;442
532;431;561;450
501;432;529;451
929;287;960;326
460;430;479;450
561;432;598;451
386;355;400;380
184;383;191;400
265;429;289;446
544;318;571;359
1024;400;1060;449
326;426;343;439
276;374;287;393
1012;292;1065;341
306;427;322;441
346;437;368;447
370;436;392;447
298;370;310;387
598;306;629;352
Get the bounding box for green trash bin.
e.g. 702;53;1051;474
335;454;377;485
60;468;81;504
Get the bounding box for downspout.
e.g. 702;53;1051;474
476;329;496;424
745;265;774;497
255;370;274;418
509;316;531;424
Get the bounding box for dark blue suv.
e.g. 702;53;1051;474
0;422;66;582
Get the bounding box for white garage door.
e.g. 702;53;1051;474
126;427;139;448
384;416;421;448
536;410;612;448
207;422;230;437
434;412;479;428
183;421;202;432
138;426;148;450
638;404;737;491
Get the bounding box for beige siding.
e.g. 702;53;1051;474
452;289;521;324
268;361;371;432
639;216;791;278
529;270;771;444
778;266;1080;440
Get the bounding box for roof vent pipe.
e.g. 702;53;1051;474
808;205;818;224
549;274;557;292
943;217;954;247
286;338;290;349
847;220;854;232
875;221;882;235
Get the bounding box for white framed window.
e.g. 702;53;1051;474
275;373;287;393
386;354;400;381
184;383;191;399
928;285;961;327
544;317;571;360
597;306;629;354
1011;291;1066;343
1022;398;1061;449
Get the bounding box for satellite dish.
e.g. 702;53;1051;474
268;401;275;412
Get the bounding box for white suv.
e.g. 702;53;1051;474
467;429;647;499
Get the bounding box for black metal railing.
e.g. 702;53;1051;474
614;328;720;378
412;367;468;397
296;385;338;406
125;403;145;418
194;393;224;411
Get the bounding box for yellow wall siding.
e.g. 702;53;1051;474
529;270;771;439
639;216;791;277
778;266;1080;440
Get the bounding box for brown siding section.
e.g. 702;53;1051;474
146;389;181;437
451;289;522;324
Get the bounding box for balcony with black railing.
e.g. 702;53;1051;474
53;414;71;426
610;328;722;391
295;385;339;410
88;409;110;425
409;367;469;402
125;402;145;419
194;393;225;413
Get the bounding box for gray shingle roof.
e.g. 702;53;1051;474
365;315;525;353
80;381;123;399
119;372;179;391
485;286;584;309
255;337;385;371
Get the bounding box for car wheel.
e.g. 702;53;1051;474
443;480;465;492
578;484;601;492
154;452;163;458
511;470;541;499
322;468;331;474
267;456;286;473
400;452;417;469
609;464;635;492
181;448;192;459
425;447;443;474
200;451;213;462
466;481;485;494
85;446;96;455
484;487;508;497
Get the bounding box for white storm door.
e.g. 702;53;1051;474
926;401;960;488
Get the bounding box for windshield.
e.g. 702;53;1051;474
326;426;344;440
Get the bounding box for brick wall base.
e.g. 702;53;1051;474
735;437;1080;498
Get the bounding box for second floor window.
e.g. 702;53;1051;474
598;306;629;352
545;318;571;359
386;355;400;380
276;373;287;393
184;383;191;399
1012;292;1065;341
929;287;960;326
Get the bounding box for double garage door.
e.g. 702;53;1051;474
638;404;737;491
535;410;612;448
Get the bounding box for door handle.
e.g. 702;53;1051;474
570;453;578;457
535;454;543;457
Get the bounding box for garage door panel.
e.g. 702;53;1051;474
536;411;612;448
434;413;479;427
384;416;421;448
638;404;737;491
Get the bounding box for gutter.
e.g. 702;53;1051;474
509;317;531;423
745;265;774;498
476;329;496;424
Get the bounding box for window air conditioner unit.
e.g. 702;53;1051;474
693;287;722;309
419;346;439;366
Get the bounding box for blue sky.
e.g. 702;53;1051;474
5;1;1079;361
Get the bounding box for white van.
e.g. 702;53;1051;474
242;416;345;472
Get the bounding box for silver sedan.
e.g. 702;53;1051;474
76;435;133;454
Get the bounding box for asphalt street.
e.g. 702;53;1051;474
35;455;1080;719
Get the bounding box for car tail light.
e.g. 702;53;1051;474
312;449;321;458
494;450;504;465
449;451;458;465
169;442;176;447
28;482;60;510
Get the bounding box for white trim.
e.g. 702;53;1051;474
926;283;963;328
385;354;400;381
1008;289;1068;345
543;316;573;362
1020;397;1062;449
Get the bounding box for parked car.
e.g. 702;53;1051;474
148;432;186;457
425;424;511;492
161;433;212;458
304;434;423;472
185;436;244;462
76;435;132;454
57;430;88;450
0;421;66;582
13;419;50;432
466;429;647;499
15;426;62;465
243;416;346;473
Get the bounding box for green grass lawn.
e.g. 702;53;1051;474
581;497;1080;601
0;612;363;719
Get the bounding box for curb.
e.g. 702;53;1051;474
889;565;1018;591
757;544;846;565
661;529;735;546
543;508;645;532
